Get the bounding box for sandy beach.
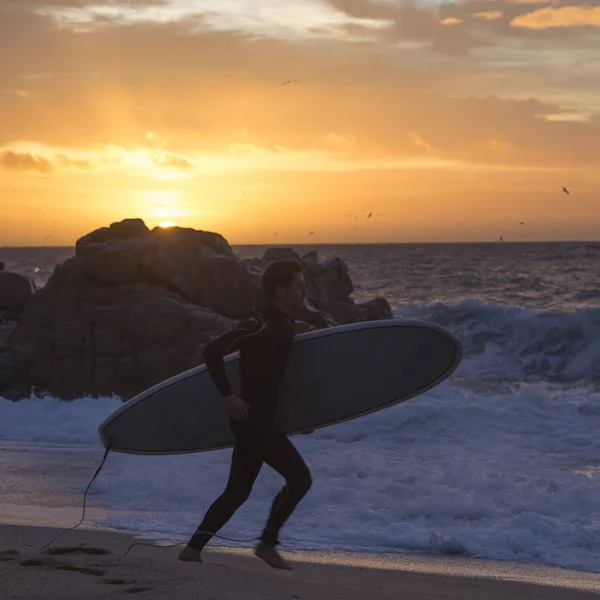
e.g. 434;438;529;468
1;524;599;600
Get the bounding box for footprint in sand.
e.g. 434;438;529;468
103;577;128;585
20;557;56;567
20;556;105;576
44;545;112;556
54;564;105;576
20;547;154;594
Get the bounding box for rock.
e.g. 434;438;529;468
76;221;252;318
84;247;140;285
356;297;394;321
263;248;302;263
8;256;232;399
301;250;319;265
245;247;391;325
0;272;35;313
0;319;17;392
304;257;353;303
3;220;392;399
0;261;4;271
75;218;150;255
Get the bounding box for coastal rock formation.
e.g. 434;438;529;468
0;272;36;319
4;219;392;399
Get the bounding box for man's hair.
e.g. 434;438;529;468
261;260;304;301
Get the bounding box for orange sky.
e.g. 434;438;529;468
1;0;599;246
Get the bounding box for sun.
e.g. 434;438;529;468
158;221;176;228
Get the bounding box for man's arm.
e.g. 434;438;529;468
202;316;266;397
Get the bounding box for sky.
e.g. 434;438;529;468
1;0;599;246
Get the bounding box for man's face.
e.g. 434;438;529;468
277;272;306;309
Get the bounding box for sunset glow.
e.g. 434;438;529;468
1;0;599;246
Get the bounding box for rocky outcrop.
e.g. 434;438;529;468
0;272;36;320
3;219;392;400
242;248;392;328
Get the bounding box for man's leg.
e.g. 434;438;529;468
254;426;312;569
180;434;263;561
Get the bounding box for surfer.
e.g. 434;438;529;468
179;260;312;570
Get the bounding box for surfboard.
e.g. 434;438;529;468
98;319;462;455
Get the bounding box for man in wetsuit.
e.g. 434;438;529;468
179;260;312;570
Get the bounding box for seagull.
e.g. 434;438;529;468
281;79;298;86
519;221;525;225
309;231;314;236
562;186;570;194
367;212;372;219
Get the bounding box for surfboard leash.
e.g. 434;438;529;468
36;439;261;556
37;438;113;553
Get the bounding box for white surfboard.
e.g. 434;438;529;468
98;319;462;455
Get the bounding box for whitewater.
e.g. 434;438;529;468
1;242;599;573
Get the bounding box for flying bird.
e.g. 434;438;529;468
562;186;570;194
367;212;372;219
281;79;298;86
519;221;525;225
309;231;314;236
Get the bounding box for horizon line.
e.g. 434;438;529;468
2;239;600;249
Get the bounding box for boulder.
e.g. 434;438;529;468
8;257;233;399
3;219;392;399
0;271;35;316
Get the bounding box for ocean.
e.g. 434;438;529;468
1;242;600;573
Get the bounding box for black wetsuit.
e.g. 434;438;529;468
187;302;312;551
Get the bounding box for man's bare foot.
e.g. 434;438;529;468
178;545;203;563
254;541;292;570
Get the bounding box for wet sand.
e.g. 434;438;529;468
1;523;600;599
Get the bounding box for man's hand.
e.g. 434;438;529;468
223;394;250;421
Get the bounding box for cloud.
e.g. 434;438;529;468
471;11;504;20
0;149;92;172
56;153;91;169
0;0;598;173
156;153;194;169
408;132;435;154
477;138;515;153
441;17;463;25
511;6;600;29
0;150;54;172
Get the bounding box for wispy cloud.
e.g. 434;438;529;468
0;149;90;172
471;11;504;21
511;5;600;29
0;150;54;173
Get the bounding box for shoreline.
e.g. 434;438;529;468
2;523;600;599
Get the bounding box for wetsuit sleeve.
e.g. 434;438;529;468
202;316;267;397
